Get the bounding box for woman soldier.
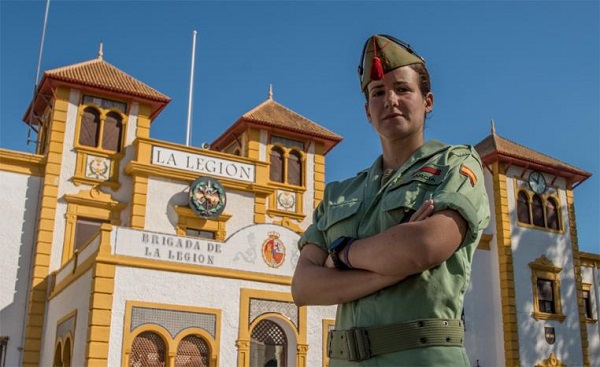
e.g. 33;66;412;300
292;34;490;366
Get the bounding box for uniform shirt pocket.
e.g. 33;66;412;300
380;179;439;230
317;199;361;243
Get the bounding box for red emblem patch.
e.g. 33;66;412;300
459;165;477;186
415;166;441;176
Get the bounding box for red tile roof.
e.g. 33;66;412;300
211;98;342;154
475;132;590;186
242;99;342;141
44;58;170;102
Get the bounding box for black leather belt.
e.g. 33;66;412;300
327;318;464;362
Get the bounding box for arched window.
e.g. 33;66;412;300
250;319;288;367
62;338;72;367
79;107;100;148
102;111;123;152
269;147;284;183
53;342;63;367
546;197;560;230
517;191;531;224
532;194;545;227
287;150;302;186
78;106;124;152
175;335;210;367
129;331;167;367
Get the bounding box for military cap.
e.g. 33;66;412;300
359;34;425;91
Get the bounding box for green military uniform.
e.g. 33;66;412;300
298;140;490;366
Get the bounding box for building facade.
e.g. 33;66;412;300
0;53;598;367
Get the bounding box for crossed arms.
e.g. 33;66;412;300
291;199;467;306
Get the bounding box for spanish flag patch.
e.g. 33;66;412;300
460;165;477;186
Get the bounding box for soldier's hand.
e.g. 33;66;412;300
409;199;434;222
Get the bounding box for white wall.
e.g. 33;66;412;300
0;170;41;366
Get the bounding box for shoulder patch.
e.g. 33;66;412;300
459;164;477;187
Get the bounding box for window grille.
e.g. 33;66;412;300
252;320;287;345
270;148;284;183
79;107;100;148
82;95;127;113
270;136;304;151
249;299;298;329
131;307;216;339
287;151;302;186
251;320;288;367
129;331;166;367
102;111;123;152
175;335;210;367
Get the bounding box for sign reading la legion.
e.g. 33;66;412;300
152;146;255;182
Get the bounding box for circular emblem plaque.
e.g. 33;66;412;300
189;177;226;219
262;231;286;268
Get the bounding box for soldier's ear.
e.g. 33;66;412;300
364;103;372;124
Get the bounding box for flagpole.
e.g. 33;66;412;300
186;30;197;146
27;0;51;147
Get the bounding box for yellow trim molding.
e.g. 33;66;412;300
85;224;117;365
313;142;326;209
492;162;520;366
567;188;591;366
0;148;44;176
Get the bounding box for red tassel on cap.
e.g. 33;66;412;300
370;36;384;81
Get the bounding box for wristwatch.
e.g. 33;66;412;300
328;236;356;270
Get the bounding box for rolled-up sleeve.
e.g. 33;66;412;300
298;199;328;251
433;147;490;248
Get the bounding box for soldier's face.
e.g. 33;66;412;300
365;66;433;143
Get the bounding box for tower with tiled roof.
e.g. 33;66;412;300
463;120;595;367
16;48;172;366
211;87;342;215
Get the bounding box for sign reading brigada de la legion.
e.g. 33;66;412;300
152;146;255;182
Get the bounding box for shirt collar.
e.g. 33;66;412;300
356;140;449;177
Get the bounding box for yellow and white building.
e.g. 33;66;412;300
0;52;598;367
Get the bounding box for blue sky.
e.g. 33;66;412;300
1;1;598;254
